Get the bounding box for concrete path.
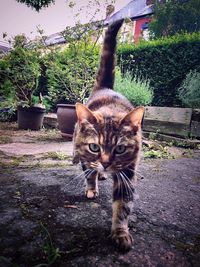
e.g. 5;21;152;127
0;122;200;267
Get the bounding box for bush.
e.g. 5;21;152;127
117;32;200;106
115;69;153;106
0;57;15;105
46;41;100;109
178;70;200;108
0;35;41;109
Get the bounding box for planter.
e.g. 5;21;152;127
17;106;46;130
57;104;77;139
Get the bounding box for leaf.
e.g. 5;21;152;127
64;204;79;209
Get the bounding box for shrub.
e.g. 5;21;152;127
117;32;200;106
115;69;153;106
46;41;99;109
0;35;41;108
178;70;200;108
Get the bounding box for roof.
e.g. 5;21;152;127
0;43;11;53
105;0;153;24
45;21;103;46
45;32;65;46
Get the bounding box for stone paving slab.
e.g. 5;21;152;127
0;142;73;156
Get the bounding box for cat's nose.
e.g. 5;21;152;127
102;162;110;170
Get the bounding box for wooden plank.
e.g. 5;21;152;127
143;120;190;137
143;107;192;138
144;107;192;123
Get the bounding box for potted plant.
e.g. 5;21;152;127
6;35;46;130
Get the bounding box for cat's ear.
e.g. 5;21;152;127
120;106;145;131
75;103;97;124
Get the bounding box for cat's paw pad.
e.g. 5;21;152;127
85;190;99;199
111;230;133;251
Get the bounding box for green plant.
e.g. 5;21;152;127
1;35;41;108
46;151;68;160
115;68;153;106
46;41;99;108
37;223;61;267
178;70;200;108
117;32;200;106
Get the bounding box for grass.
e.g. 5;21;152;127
45;151;70;161
0;136;13;144
34;223;62;267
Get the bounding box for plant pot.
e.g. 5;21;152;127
57;104;77;139
17;106;46;130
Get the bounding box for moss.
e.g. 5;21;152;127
0;136;13;144
43;151;72;161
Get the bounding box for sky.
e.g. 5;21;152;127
0;0;130;45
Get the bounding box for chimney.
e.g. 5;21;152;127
106;4;115;18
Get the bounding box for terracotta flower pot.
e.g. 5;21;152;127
17;106;46;130
57;104;77;139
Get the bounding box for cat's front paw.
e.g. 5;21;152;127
111;229;133;251
85;189;99;199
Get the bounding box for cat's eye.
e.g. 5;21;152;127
89;143;100;153
115;144;126;154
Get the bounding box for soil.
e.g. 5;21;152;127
0;122;200;267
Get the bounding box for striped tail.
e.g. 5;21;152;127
94;19;123;91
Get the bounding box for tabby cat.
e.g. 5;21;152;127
73;19;144;251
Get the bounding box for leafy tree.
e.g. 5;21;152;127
16;0;55;11
149;0;200;38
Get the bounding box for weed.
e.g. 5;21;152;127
46;151;69;161
0;136;12;144
35;223;61;267
143;143;174;159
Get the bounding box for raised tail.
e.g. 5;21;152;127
93;19;123;91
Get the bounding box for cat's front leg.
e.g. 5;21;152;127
111;199;133;251
85;171;99;199
111;173;134;251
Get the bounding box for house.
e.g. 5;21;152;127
0;42;11;54
45;0;154;48
105;0;153;43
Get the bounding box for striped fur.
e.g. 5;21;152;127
73;20;144;251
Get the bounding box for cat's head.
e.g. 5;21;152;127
73;103;144;175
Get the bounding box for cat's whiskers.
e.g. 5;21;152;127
119;173;130;198
120;171;135;197
66;168;91;187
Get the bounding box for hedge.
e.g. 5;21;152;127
117;32;200;107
